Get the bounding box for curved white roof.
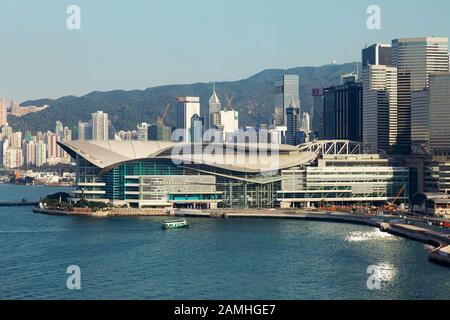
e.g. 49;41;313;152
58;140;317;173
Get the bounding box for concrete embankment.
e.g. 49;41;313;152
33;207;169;218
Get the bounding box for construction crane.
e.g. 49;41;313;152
383;185;406;212
390;185;406;206
224;94;234;111
156;103;171;125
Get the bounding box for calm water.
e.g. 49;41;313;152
0;184;449;300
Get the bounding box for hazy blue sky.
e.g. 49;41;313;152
1;0;450;101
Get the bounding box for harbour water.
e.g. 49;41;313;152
0;184;449;300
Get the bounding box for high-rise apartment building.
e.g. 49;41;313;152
92;111;109;141
35;141;47;167
55;121;64;138
176;97;201;142
137;122;150;141
25;141;36;166
392;37;449;154
46;133;61;159
11;101;21;115
363;65;398;152
10;131;22;149
274;75;300;126
0;99;7;127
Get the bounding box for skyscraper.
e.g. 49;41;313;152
428;72;450;155
363;65;398;152
301;112;311;133
148;124;172;142
323;80;363;142
286;105;300;146
362;43;392;69
77;121;87;140
0;99;7;127
220;110;239;142
190;114;204;143
35;141;47;167
392;37;449;154
92;111;109;141
176;97;201;142
25;141;36;166
311;88;324;138
55;121;64;138
274;75;300;126
208;83;221;129
11;101;20;115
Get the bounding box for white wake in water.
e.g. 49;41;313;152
345;228;400;242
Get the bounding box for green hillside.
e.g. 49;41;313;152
9;62;360;133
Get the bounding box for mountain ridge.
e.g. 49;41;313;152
10;62;361;133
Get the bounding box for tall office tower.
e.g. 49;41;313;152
411;89;430;154
274;75;300;126
219;110;239;142
273;107;284;127
208;84;221;129
323;79;363;142
363;65;398;152
286;106;300;146
92;111;109;141
428;72;450;155
77;121;86;140
301;112;311;133
11;101;21;114
190;114;204;143
137;122;150;141
55;121;64;138
362;43;392;69
0;99;7;127
392;37;449;154
176;97;201;142
35;141;47;167
311;89;324;138
25;141;36;166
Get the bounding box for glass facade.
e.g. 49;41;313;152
74;155;281;208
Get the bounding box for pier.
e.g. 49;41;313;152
0;201;39;207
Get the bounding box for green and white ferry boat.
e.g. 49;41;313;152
162;219;189;230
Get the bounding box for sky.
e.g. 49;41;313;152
1;0;450;102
